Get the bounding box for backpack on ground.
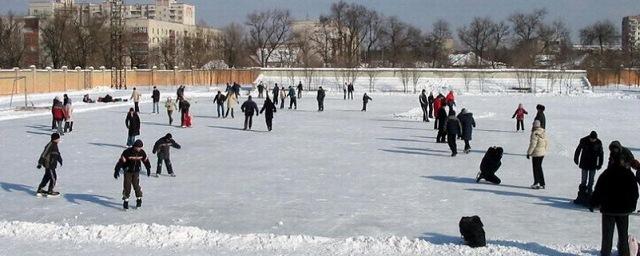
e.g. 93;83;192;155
459;215;486;248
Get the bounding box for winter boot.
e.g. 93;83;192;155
169;173;176;177
475;172;483;183
47;191;60;197
36;188;47;197
123;200;129;210
136;198;142;208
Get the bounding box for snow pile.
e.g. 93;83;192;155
0;221;597;255
392;108;424;121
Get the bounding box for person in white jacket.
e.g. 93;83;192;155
526;120;548;189
130;87;142;113
225;92;238;118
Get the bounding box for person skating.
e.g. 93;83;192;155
176;85;185;101
272;84;280;103
260;96;277;131
433;94;444;130
457;108;476;153
419;90;430;122
179;99;191;128
436;99;448;143
317;86;326;111
52;99;65;136
113;139;151;210
361;93;372;112
241;96;259;130
288;86;297;109
343;83;347;100
125;108;140;146
427;92;435;118
152;133;181;177
445;90;455;107
534;104;546;129
526;120;548;189
512;103;528;132
152;86;160;114
51;96;61;130
444;110;462;156
297;81;303;98
165;97;177;125
213;91;226;118
63;98;74;133
590;141;639;256
347;83;354;100
476;146;504;184
257;81;265;98
130;87;142;113
573;131;604;206
36;133;63;197
225;92;237;118
279;89;287;109
232;82;241;98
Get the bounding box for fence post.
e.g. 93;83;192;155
173;66;178;88
62;66;68;91
30;65;36;95
100;66;106;87
152;66;157;87
46;66;52;92
88;67;94;89
75;67;82;91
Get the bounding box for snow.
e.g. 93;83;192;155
1;85;639;255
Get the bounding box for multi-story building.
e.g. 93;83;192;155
622;15;640;51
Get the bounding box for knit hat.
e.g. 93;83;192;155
51;133;60;141
533;120;541;128
165;133;172;139
589;131;598;139
133;139;143;148
536;104;545;111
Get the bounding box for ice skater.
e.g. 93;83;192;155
427;92;435;118
297;81;303;98
225;92;237;118
152;133;181;177
288;86;297;109
113;139;151;210
52;98;65;135
476;146;503;184
512;103;528;132
436;100;448;143
125;108;140;146
63;97;74;133
241;96;259;130
526;120;548;189
213;91;226;118
361;93;372;111
444;110;462;157
257;81;265;98
317;86;325;111
347;83;354;100
165;97;177;125
36;133;63;197
272;84;280;103
260;96;277;131
573;131;603;205
534;104;546;129
419;90;429;122
457;108;476;153
152;86;160;114
130;87;141;113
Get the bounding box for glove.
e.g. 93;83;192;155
526;155;530;159
113;170;120;179
37;165;42;169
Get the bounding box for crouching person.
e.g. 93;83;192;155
114;139;151;210
590;141;639;256
152;133;181;177
476;146;503;184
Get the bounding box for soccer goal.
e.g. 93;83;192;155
0;76;28;110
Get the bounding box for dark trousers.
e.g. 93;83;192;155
317;99;324;111
122;172;142;200
216;104;224;117
447;134;457;155
516;120;525;131
180;110;187;125
55;120;64;135
152;102;159;113
601;214;629;256
434;117;439;130
421;105;429;122
428;103;433;118
38;168;57;192
225;107;234;118
167;110;173;125
64;121;74;132
362;102;368;111
532;156;545;186
581;169;596;193
244;115;254;130
464;139;471;151
289;97;297;109
51;118;56;130
280;98;285;109
297;90;302;98
343;90;346;100
157;157;173;174
258;90;264;98
348;91;353;99
483;172;501;184
274;94;278;103
127;135;137;146
266;117;273;131
436;128;446;142
134;102;139;113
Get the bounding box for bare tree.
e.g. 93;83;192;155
380;16;413;68
41;11;74;68
425;19;452;68
487;21;509;68
245;9;292;67
324;1;372;67
183;29;217;68
0;13;24;68
411;68;422;93
457;17;495;67
580;20;619;55
218;23;246;68
362;10;383;65
66;15;108;68
509;8;547;43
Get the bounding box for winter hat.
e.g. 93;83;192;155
533;120;542;128
589;131;598;139
51;133;60;141
536;104;545;111
460;108;468;114
133;139;143;148
448;110;456;116
165;133;172;139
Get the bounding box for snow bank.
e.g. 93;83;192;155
0;221;596;255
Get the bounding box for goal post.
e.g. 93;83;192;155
0;76;28;109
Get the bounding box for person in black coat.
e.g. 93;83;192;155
436;106;448;143
361;93;372;111
257;82;265;98
477;146;503;184
179;99;190;127
419;90;429;122
574;131;604;194
272;84;280;103
36;133;63;196
444;110;462;157
152;86;160;114
114;139;151;209
241;96;259;130
590;141;639;256
347;83;354;100
427;92;435;118
297;81;303;98
457;108;476;153
213;91;226;118
317;86;326;111
534;104;546;129
260;96;277;131
125;108;140;146
152;133;181;177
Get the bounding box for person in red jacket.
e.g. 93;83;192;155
433;94;444;130
445;91;455;107
512;103;528;132
52;100;65;136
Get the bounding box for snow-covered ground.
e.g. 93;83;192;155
1;86;639;255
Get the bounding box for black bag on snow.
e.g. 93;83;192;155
459;215;486;248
